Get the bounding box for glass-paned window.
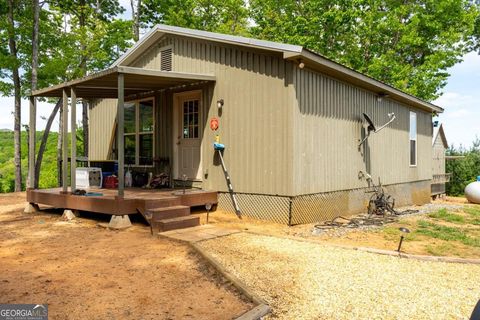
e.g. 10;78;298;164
123;98;154;166
125;135;136;165
139;100;154;132
124;102;136;134
139;134;153;165
409;111;417;166
182;99;199;139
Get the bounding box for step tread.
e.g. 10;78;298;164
148;205;190;212
157;215;199;223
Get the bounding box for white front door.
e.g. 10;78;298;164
174;91;202;180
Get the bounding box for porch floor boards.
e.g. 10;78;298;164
26;188;218;216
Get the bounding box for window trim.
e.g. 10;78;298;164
409;111;417;167
124;97;155;167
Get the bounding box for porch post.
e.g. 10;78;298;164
70;87;77;192
27;96;36;189
117;73;125;198
62;89;69;193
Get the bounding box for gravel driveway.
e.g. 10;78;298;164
199;232;480;319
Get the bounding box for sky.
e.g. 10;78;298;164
433;52;480;149
0;2;479;148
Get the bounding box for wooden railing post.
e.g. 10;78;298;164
70;87;77;192
28;96;36;189
62;89;69;193
117;73;125;198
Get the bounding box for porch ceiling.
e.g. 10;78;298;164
31;66;216;98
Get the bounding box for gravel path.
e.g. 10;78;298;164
199;233;480;319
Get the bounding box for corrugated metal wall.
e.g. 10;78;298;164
291;67;433;196
132;35;294;195
91;34;434;202
88;99;117;161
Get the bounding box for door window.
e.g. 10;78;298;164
182;99;199;139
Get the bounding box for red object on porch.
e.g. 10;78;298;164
104;175;119;189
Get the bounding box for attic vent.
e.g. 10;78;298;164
160;47;172;71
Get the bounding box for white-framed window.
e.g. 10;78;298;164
124;98;154;166
409;111;417;166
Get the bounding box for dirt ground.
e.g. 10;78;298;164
0;192;252;320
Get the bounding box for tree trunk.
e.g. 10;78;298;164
29;0;40;188
57;105;63;187
34;99;62;189
7;0;22;192
79;0;89;158
131;0;141;41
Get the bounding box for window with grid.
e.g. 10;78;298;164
182;99;199;139
409;111;417;166
123;99;154;166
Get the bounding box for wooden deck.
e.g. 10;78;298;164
27;188;218;216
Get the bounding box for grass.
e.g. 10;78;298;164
427;208;465;224
416;220;480;248
425;243;456;256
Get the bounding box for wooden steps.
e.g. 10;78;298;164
136;190;218;232
156;215;200;232
146;204;200;232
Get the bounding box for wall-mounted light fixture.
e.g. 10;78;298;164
298;59;305;69
377;92;389;102
217;99;224;109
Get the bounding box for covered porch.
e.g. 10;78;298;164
26;65;217;230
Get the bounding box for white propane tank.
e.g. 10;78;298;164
465;176;480;204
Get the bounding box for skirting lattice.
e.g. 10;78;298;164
218;192;290;225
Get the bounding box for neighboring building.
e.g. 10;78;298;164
431;123;450;198
30;25;443;225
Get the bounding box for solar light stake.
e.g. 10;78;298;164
397;227;410;252
205;203;212;224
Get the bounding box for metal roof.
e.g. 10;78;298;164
112;24;443;113
31;66;215;98
433;123;448;148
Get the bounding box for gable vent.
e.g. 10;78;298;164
160;47;172;71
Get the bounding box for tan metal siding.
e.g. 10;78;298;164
432;136;446;175
138;36;293;195
88;99;117;161
292;67;433;195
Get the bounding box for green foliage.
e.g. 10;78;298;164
249;0;478;101
428;208;465;224
446;137;480;196
0;129;83;192
141;0;249;35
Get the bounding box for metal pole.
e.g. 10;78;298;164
28;96;36;189
117;73;125;198
62;89;68;193
217;150;241;218
70;88;77;192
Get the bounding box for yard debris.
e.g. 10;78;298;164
314;172;419;233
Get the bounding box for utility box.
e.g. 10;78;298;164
76;167;103;189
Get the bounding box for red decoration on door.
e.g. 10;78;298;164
210;117;219;131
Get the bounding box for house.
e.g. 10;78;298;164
26;24;443;228
431;123;450;198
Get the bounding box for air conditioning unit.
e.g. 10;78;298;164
76;167;103;189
